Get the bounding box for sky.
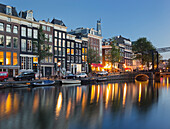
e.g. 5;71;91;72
1;0;170;59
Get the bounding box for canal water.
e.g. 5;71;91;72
0;77;170;129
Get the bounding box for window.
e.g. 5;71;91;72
79;50;81;55
0;51;4;65
45;34;48;41
45;57;48;63
67;41;70;47
54;47;58;56
6;52;11;65
6;7;12;14
47;26;50;31
49;57;52;63
55;58;57;63
33;57;38;63
82;55;85;62
59;32;61;38
49;45;52;53
79;57;81;63
6;36;11;48
21;57;26;69
33;30;38;39
85;56;87;62
49;35;52;42
13;26;18;34
42;25;46;30
71;42;74;48
76;49;78;55
62;59;65;68
58;39;61;47
75;56;78;63
33;41;38;52
21;27;26;37
55;39;57;46
85;48;87;54
27;40;32;52
59;48;61;56
63;33;65;39
28;28;32;38
79;44;81;48
13;53;17;65
63;48;65;56
55;31;58;37
63;40;65;47
76;43;78;48
13;37;18;48
21;39;26;51
71;49;74;55
67;56;70;62
6;24;11;32
28;57;32;70
82;48;84;54
0;35;4;47
67;48;70;54
71;56;74;62
0;23;4;31
67;63;70;70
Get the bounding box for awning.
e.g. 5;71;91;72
91;63;104;68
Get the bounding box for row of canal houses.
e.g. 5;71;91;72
0;3;102;77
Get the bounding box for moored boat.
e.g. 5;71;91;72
62;79;81;84
32;80;55;87
0;84;5;89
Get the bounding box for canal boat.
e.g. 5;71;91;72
97;77;108;82
62;79;81;85
32;80;55;87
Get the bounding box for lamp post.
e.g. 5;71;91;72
57;62;61;79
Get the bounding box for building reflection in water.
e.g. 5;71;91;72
0;77;169;129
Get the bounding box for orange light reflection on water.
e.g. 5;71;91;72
56;92;63;118
122;83;127;106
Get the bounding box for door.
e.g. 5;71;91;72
45;67;51;77
8;69;13;77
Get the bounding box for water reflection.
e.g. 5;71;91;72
0;77;170;129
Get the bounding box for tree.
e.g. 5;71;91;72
132;38;156;70
106;37;121;72
87;47;100;73
33;26;52;79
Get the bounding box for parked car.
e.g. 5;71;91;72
96;71;108;76
76;73;88;78
0;72;8;82
13;71;35;81
62;73;76;79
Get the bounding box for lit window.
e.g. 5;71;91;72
58;39;61;47
0;35;4;47
42;26;46;30
0;23;4;31
71;49;74;55
82;55;85;62
6;52;11;65
85;56;87;62
0;51;4;65
21;39;26;51
63;33;65;39
6;24;11;32
21;27;26;37
47;26;50;31
55;31;57;37
59;32;61;38
33;29;38;39
45;57;48;63
49;35;52;42
6;36;11;48
55;39;57;46
85;48;87;54
21;57;26;69
82;48;84;54
13;37;18;48
63;40;65;47
13;26;18;34
55;58;57;63
67;48;70;54
28;28;32;38
13;53;17;65
33;57;38;63
27;40;32;52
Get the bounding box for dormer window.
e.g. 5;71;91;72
26;10;33;21
6;6;12;15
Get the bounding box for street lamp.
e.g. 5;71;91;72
57;62;61;79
